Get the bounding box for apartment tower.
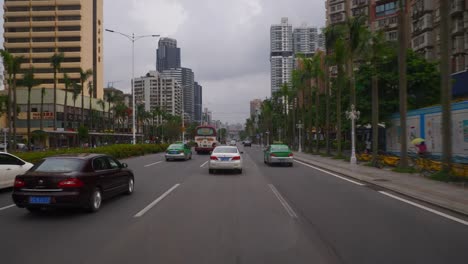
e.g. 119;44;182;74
270;17;294;95
3;0;104;98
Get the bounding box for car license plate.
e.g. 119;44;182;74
220;157;230;161
29;196;51;204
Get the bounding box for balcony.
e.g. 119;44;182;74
3;42;30;49
4;1;29;8
451;0;464;16
351;0;368;8
452;19;465;35
412;13;433;34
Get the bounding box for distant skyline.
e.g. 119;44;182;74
0;0;326;123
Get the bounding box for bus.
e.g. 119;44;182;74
194;125;218;154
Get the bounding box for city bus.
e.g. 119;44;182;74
194;125;218;154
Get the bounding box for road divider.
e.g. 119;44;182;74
134;184;180;218
0;204;15;211
144;161;163;167
379;191;468;226
268;184;298;219
294;160;365;186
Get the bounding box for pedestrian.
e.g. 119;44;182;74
416;141;427;156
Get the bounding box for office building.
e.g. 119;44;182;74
270;17;294;95
194;82;203;124
161;67;195;122
156;37;181;72
3;0;104;98
133;71;183;120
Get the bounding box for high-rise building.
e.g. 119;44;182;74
194;82;203;124
3;0;104;98
293;25;321;56
133;71;183;120
156;38;181;72
160;67;195;121
250;99;262;117
270;17;294;95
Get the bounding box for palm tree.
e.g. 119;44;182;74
79;68;93;126
97;99;106;131
63;73;72;129
310;53;325;153
439;0;452;173
334;37;347;157
397;0;409;169
40;87;46;131
21;67;41;150
88;81;94;129
72;83;81;129
50;53;64;133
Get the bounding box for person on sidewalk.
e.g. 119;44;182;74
416;141;427;156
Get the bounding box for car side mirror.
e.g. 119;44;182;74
121;163;128;168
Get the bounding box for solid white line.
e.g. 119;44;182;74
268;184;298;219
379;191;468;226
200;161;208;168
294;160;365;186
134;184;180;218
0;204;15;211
144;161;163;167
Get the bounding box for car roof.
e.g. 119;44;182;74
46;153;105;160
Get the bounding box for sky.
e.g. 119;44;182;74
1;0;326;124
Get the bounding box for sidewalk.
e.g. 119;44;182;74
293;151;468;216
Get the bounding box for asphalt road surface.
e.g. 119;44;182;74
1;145;468;264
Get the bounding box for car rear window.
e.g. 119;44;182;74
271;145;290;152
32;158;84;172
213;147;238;153
168;144;183;149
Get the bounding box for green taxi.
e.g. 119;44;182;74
165;143;192;161
264;143;293;167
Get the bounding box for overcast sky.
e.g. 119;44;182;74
1;0;326;124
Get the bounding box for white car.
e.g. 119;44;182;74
229;140;237;146
0;152;34;189
209;146;243;174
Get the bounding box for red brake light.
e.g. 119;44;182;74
232;156;241;161
14;179;25;188
288;153;293;157
210;156;218;160
270;153;277;157
58;178;84;188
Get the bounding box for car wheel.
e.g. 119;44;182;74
289;163;293;167
189;153;192;160
209;169;213;174
238;169;243;174
87;188;102;213
26;207;41;213
125;177;134;195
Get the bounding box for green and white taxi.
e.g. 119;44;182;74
165;143;193;161
264;143;293;167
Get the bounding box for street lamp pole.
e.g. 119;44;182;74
346;104;360;165
105;29;159;145
296;120;303;153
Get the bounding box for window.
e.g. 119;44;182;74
32;27;55;32
32;37;55;42
0;154;21;165
92;157;109;171
107;157;121;169
376;1;397;17
6;27;30;32
7;38;29;43
58;26;81;31
7;6;29;12
58;47;81;52
32;48;55;53
58;5;81;11
58;16;81;21
32;16;55;21
58;37;81;42
31;158;84;172
32;6;55;11
7;17;30;22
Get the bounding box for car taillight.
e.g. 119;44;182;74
14;179;25;188
210;156;218;160
232;156;241;161
58;178;84;188
288;153;293;157
270;153;277;157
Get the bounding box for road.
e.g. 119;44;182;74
1;145;468;264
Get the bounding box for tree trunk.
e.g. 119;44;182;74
315;87;320;153
64;89;68;129
371;75;379;166
53;71;57;148
325;64;331;156
6;76;12;152
40;89;44;131
337;66;343;157
27;87;31;150
81;81;84;126
440;0;452;173
398;0;409;168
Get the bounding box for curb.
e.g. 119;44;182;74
293;156;468;218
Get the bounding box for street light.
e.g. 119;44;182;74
346;104;360;165
105;29;160;145
296;120;303;153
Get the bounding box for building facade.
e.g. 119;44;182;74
160;67;194;122
156;37;181;72
133;71;183;120
194;81;202;124
293;25;321;56
3;0;104;98
270;17;294;95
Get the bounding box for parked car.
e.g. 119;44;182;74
209;146;243;174
229;140;237;146
0;152;34;189
243;140;252;147
264;144;294;167
165;143;192;161
12;154;134;213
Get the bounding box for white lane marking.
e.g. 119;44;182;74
294;160;365;186
144;161;163;167
200;161;208;168
379;191;468;226
134;184;180;218
0;204;16;211
268;184;298;219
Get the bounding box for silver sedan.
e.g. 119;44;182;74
208;146;243;174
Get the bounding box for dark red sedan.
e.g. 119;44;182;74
12;154;134;213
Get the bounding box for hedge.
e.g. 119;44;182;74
13;144;170;164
